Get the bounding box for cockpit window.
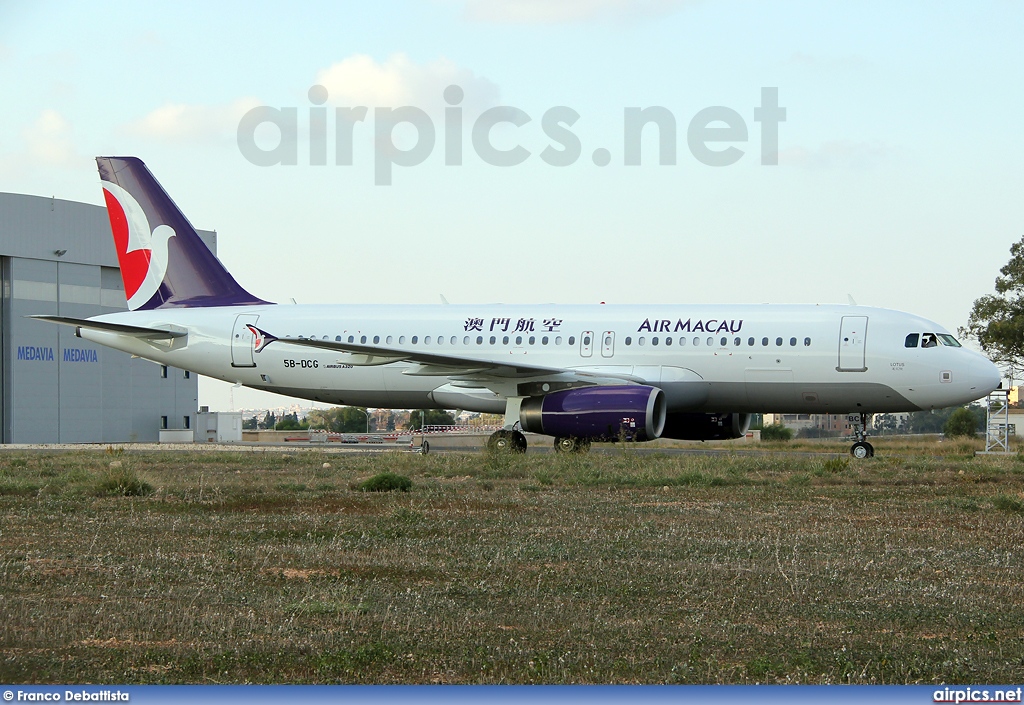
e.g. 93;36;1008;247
905;333;920;348
938;334;962;348
921;333;938;348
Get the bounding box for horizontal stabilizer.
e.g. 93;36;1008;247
28;315;187;340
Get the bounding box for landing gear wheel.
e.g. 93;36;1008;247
488;430;528;454
849;412;875;459
487;430;512;452
850;441;873;459
554;437;592;454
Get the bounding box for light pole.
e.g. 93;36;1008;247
361;408;370;433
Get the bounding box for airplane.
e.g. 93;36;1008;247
33;157;1001;458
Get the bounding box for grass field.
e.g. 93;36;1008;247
1;440;1023;684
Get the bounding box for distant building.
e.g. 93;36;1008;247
0;192;212;443
195;408;243;443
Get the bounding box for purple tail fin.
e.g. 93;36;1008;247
97;156;269;310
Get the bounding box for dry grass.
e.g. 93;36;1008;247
0;444;1022;684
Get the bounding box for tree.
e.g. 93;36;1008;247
907;405;985;435
962;235;1024;379
259;411;276;430
944;407;980;438
760;423;793;442
274;412;308;431
408;409;456;431
242;415;258;430
306;407;372;433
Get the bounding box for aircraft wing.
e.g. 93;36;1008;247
254;327;642;383
28;315;187;340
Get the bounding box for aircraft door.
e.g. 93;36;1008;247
580;331;594;357
837;315;868;372
231;314;259;368
601;330;615;358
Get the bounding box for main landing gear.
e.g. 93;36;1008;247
487;429;527;454
554;436;591;454
850;412;874;459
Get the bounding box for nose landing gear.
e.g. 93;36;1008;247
849;413;874;458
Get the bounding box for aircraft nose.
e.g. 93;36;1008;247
971;359;1002;396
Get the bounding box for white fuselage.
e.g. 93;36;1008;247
77;302;1000;416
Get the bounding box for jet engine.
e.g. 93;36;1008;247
660;412;751;441
520;385;666;441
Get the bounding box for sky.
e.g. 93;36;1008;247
1;0;1022;411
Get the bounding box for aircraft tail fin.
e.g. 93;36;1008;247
96;156;269;310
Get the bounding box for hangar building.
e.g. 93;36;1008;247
0;191;211;443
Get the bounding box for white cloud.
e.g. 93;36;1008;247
464;0;688;24
23;109;77;165
125;97;261;142
314;53;499;115
779;140;891;169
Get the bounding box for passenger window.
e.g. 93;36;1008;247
476;336;483;344
515;336;523;345
625;337;632;346
761;337;769;346
905;333;919;348
568;336;575;345
373;335;380;344
489;336;496;344
803;337;811;346
775;337;783;346
748;337;754;346
399;336;406;344
542;336;548;345
555;336;562;345
463;336;470;345
679;337;686;346
693;337;700;346
652;337;659;346
386;335;393;344
665;336;672;346
503;336;509;345
348;335;355;343
639;337;646;346
583;335;591;346
720;337;727;346
335;335;341;342
529;336;535;345
706;337;713;346
604;335;612;346
360;335;367;344
734;337;741;346
411;336;418;344
789;337;796;346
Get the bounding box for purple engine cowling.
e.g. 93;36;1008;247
519;385;666;441
660;412;751;441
